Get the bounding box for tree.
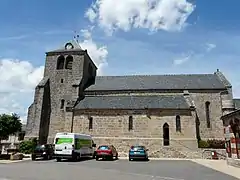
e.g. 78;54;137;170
0;113;22;141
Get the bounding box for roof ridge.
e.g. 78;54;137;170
96;73;214;78
85;95;184;97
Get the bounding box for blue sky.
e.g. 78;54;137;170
0;0;240;121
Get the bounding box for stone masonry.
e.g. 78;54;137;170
25;39;237;158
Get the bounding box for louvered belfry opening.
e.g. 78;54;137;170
56;55;65;69
65;55;73;69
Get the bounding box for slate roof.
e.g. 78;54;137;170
86;74;226;91
75;95;190;109
233;99;240;109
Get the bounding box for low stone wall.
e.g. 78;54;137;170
92;137;201;159
227;158;240;168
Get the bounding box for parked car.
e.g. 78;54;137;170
32;144;54;161
95;145;118;161
129;145;149;161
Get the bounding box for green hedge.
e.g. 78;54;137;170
198;139;225;149
19;138;38;154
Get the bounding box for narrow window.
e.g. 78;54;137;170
56;55;64;69
18;131;25;141
65;55;73;69
60;79;63;83
89;117;93;130
176;115;181;132
163;123;170;146
128;116;133;131
205;101;211;128
60;99;65;109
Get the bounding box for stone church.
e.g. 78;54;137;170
25;39;238;157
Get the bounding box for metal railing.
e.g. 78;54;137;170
202;149;226;159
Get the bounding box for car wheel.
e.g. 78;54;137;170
47;155;51;160
115;153;118;160
56;158;61;162
96;156;99;161
31;156;36;161
129;157;132;161
43;155;48;160
77;154;81;161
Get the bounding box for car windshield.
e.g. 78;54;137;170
98;146;110;150
35;145;45;150
55;138;73;144
131;146;145;150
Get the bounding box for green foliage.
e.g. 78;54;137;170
19;138;38;154
198;140;210;148
0;113;22;140
198;139;225;149
207;139;225;149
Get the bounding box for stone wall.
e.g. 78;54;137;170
189;91;224;139
92;137;199;158
56;109;204;158
46;51;97;139
25;78;49;139
84;90;225;141
69;109;196;139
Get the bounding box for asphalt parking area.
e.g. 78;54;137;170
0;159;238;180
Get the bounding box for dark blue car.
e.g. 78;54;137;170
129;145;149;161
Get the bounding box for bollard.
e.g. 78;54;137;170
211;151;219;160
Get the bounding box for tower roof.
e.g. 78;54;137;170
47;39;83;53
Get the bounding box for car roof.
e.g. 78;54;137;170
132;145;145;148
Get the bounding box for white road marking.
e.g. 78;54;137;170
102;168;185;180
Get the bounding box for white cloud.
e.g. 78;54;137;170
173;51;193;65
0;29;108;123
79;28;108;75
0;59;44;123
206;43;216;52
85;0;196;35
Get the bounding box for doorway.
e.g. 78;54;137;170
163;123;170;146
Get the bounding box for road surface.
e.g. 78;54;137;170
0;158;238;180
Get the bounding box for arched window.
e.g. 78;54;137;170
163;123;170;146
88;116;93;130
56;55;64;69
205;101;211;128
128;116;133;131
65;55;73;69
60;99;65;109
176;115;181;132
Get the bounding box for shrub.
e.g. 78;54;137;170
198;139;226;149
207;139;225;149
198;140;210;148
19;138;38;154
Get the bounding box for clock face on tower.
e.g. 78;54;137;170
65;43;74;50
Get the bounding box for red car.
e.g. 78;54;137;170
95;145;118;161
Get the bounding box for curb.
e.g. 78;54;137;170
118;157;197;161
0;158;31;164
226;158;240;168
